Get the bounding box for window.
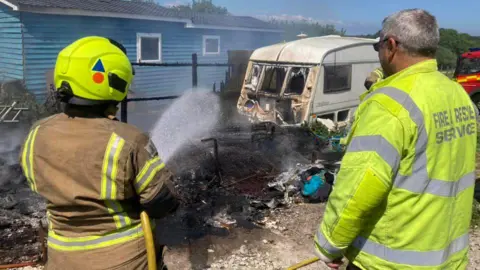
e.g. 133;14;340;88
318;113;335;121
137;33;162;63
323;64;352;93
203;35;220;55
246;64;262;89
259;66;287;94
285;67;310;95
337;110;349;121
457;58;480;76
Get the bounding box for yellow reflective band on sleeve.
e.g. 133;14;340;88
48;222;146;252
347;135;400;172
101;133;131;229
105;200;132;229
46;210;54;231
134;156;165;193
21;126;40;192
315;229;343;256
352;232;469;266
373;69;384;80
101;133;125;200
21;130;33;189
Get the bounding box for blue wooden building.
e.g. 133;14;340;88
0;0;283;100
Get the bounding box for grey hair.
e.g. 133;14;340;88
380;9;439;57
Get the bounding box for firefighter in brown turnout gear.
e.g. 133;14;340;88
19;36;179;270
364;67;384;90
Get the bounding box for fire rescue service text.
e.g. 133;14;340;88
434;105;476;144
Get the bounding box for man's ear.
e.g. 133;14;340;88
387;38;401;53
386;38;399;62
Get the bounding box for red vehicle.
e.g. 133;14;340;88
454;48;480;109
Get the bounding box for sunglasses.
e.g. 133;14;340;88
373;37;401;52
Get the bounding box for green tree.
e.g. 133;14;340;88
439;28;476;56
170;0;229;15
436;46;457;69
436;29;480;70
352;30;380;39
354;28;480;70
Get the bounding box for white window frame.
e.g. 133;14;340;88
136;33;162;63
203;35;221;56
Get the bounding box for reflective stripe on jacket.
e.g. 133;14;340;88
314;59;477;269
19;113;176;269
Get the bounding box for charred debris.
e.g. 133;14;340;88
0;116;347;263
162;121;345;239
0;152;46;265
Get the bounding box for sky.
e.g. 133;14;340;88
158;0;479;36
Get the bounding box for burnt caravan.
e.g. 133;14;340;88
237;35;380;127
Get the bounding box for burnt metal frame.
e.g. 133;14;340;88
0;101;28;123
201;138;223;183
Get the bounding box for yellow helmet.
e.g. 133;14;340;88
54;36;134;105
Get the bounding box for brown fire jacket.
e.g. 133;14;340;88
364;67;384;90
19;111;179;270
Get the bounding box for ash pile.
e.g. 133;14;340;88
0;82;54;264
0;128;46;265
156;123;341;245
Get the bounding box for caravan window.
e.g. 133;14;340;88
260;66;287;94
246;64;262;88
285;67;309;95
324;65;352;93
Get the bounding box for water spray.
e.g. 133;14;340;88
149;90;221;163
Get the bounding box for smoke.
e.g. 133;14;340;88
0;126;29;187
163;0;188;7
255;14;344;26
149;90;221;163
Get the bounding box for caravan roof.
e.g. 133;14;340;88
250;35;378;64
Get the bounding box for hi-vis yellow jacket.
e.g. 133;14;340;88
314;59;478;269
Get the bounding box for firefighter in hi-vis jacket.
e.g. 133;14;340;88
19;36;179;270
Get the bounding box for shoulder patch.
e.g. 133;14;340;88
145;139;158;158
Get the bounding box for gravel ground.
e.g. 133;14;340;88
5;202;480;270
160;202;480;270
469;226;480;270
3;130;480;270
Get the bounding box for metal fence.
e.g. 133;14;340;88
119;53;232;124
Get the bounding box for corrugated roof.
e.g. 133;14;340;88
4;0;280;31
